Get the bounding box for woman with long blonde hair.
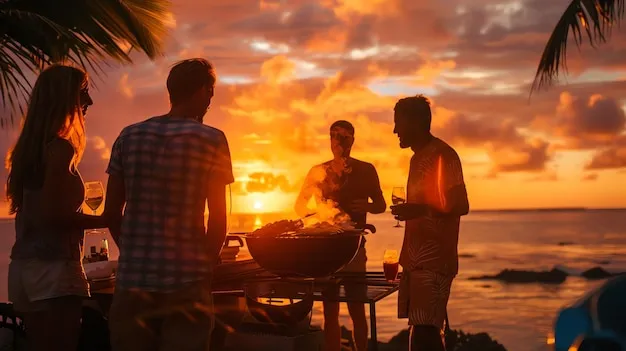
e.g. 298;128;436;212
6;64;105;351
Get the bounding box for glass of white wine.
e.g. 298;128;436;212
391;187;405;228
84;181;104;235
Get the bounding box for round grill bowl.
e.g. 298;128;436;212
245;233;363;278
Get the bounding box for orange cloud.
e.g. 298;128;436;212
260;55;296;84
324;0;400;19
89;136;111;160
585;136;626;170
539;92;626;148
305;28;348;52
413;59;456;86
118;73;134;99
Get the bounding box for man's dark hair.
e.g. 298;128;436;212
167;58;216;105
394;94;432;131
330;120;355;135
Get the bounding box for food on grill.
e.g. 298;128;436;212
251;219;304;237
286;221;357;236
250;219;360;238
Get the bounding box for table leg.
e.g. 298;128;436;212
369;303;378;351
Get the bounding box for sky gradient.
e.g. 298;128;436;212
1;0;625;214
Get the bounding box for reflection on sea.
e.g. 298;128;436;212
2;210;624;351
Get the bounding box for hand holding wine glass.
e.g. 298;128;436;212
84;181;104;234
391;187;405;228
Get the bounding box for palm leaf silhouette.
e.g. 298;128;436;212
531;0;625;95
530;0;624;94
0;0;171;127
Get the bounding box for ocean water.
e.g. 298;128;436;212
1;209;625;351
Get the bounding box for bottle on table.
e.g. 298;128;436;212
100;239;109;261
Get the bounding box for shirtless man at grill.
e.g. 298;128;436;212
295;120;386;351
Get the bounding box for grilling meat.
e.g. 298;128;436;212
251;219;305;237
251;219;360;238
293;221;357;236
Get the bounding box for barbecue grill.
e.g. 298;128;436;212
242;224;376;278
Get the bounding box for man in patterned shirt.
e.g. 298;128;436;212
103;58;234;351
390;95;469;351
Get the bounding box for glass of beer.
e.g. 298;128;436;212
383;249;399;282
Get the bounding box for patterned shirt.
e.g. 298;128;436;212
399;137;466;277
106;116;234;292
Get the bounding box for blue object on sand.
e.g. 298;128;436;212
553;275;626;351
554;307;592;351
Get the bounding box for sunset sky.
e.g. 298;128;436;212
1;0;626;214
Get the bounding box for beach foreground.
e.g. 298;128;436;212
1;209;625;351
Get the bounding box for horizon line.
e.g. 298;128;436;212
231;207;625;215
0;206;624;220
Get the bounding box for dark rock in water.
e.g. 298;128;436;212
468;268;568;284
361;327;507;351
558;241;575;246
468;267;626;283
581;267;625;280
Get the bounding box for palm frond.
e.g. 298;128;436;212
0;48;34;128
530;0;625;95
0;0;172;127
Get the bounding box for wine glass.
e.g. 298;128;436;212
84;181;104;235
391;187;406;228
383;249;399;282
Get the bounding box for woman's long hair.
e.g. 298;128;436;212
5;64;89;214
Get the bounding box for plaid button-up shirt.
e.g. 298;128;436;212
106;115;234;292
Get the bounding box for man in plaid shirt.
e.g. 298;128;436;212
103;58;234;351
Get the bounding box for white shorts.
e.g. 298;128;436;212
8;259;89;312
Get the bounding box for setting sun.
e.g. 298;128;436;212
232;191;294;214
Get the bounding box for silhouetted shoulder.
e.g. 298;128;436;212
46;137;74;154
119;116;160;132
434;138;461;163
118;116;227;144
310;162;329;173
313;161;332;173
299;163;326;185
115;119;145;140
350;158;377;173
46;138;75;164
173;119;228;144
196;124;228;143
44;138;77;175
